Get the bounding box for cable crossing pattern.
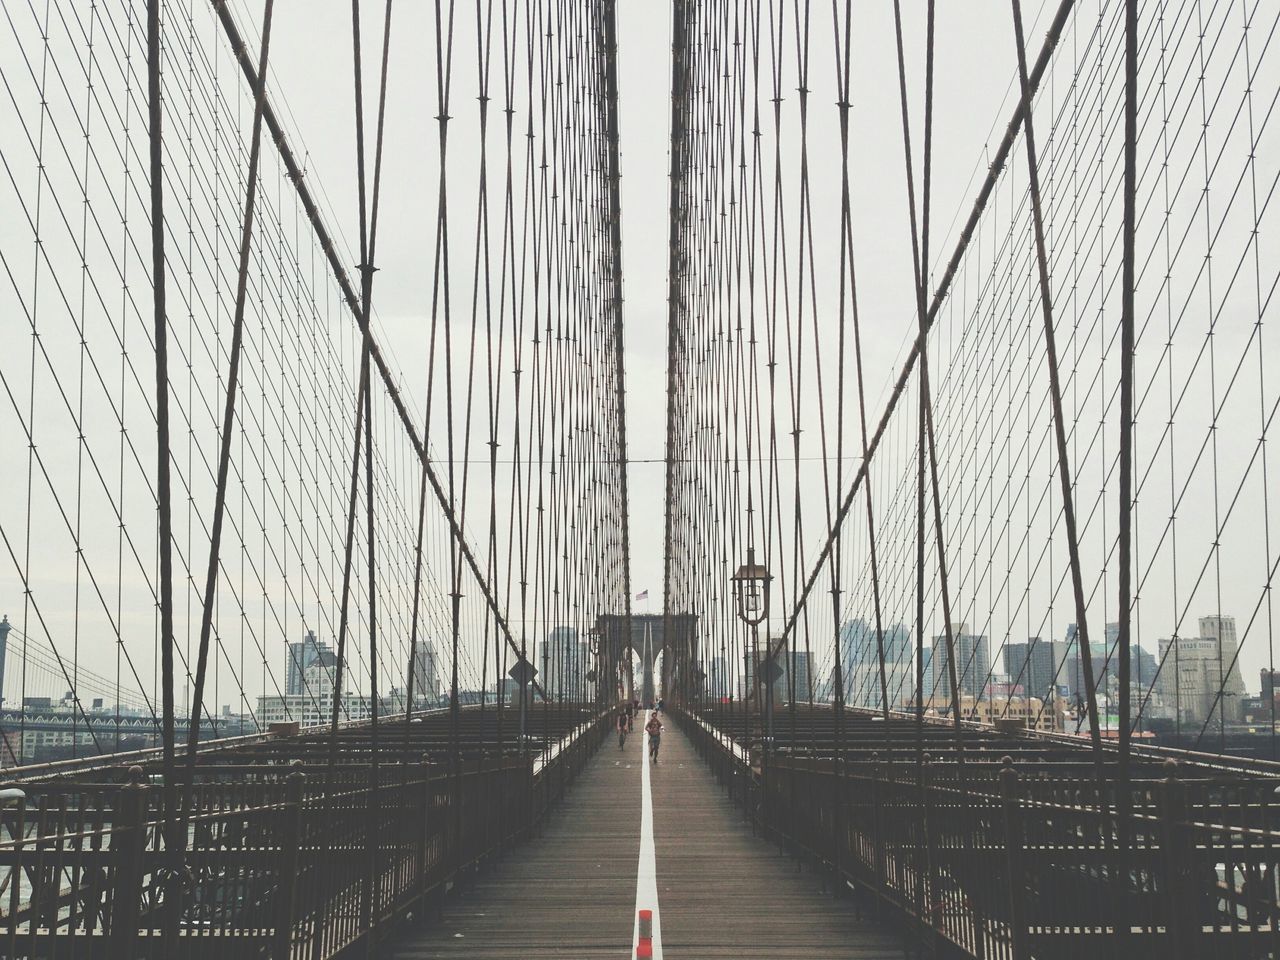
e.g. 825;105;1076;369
0;0;628;954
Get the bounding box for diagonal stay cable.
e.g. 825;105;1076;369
767;0;1078;667
208;0;532;687
1010;0;1104;769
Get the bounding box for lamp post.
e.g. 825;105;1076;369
732;547;773;836
731;547;773;741
586;628;601;711
732;547;771;627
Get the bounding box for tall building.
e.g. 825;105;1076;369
410;641;440;704
286;631;329;696
1199;615;1247;719
838;619;871;707
1262;668;1280;702
1133;644;1158;699
1005;637;1056;700
839;619;913;709
817;667;835;704
1104;621;1120;689
931;624;989;699
300;653;339;704
1157;615;1247;727
789;650;814;702
544;626;584;700
1059;622;1110;706
1053;623;1078;698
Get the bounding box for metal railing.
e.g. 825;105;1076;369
0;710;608;958
677;706;1280;960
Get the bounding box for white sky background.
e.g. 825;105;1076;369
251;0;1052;678
243;0;1117;696
249;0;1049;601
3;0;1278;719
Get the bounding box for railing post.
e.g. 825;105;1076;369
110;766;148;957
1159;760;1189;960
526;756;537;839
919;755;940;954
274;762;305;960
871;753;885;919
1000;757;1027;960
828;749;841;896
418;754;434;915
477;751;491;865
360;763;377;944
558;721;567;801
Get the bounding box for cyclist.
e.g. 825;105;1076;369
616;709;628;749
645;711;663;763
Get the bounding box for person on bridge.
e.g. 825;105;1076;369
626;700;635;732
616;709;628;749
645;711;663;762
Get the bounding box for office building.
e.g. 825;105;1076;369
789;650;814;702
1133;644;1158;698
1053;623;1078;698
299;651;339;704
409;641;441;704
286;631;331;696
257;691;388;728
1157;615;1247;727
839;619;913;710
544;626;585;700
1005;637;1056;700
931;624;989;699
917;695;1061;731
1059;622;1109;704
1262;668;1280;702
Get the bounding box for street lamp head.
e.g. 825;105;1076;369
731;546;771;626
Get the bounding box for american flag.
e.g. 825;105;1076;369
635;589;649;601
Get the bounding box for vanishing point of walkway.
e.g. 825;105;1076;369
392;723;904;959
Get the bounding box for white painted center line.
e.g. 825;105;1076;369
632;726;663;959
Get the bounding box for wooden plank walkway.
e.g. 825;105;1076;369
390;731;642;959
652;727;905;959
390;722;905;959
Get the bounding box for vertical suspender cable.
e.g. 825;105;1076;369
1115;1;1140;923
146;0;178;849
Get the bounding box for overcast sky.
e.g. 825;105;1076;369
238;0;1280;708
250;0;1050;617
3;0;1278;721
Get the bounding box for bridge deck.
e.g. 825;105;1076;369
654;730;903;958
391;724;903;959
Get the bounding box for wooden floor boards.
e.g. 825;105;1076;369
390;724;906;959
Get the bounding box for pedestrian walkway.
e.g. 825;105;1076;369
391;721;904;958
391;731;642;959
651;727;905;958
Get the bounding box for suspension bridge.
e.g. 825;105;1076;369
0;0;1278;956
